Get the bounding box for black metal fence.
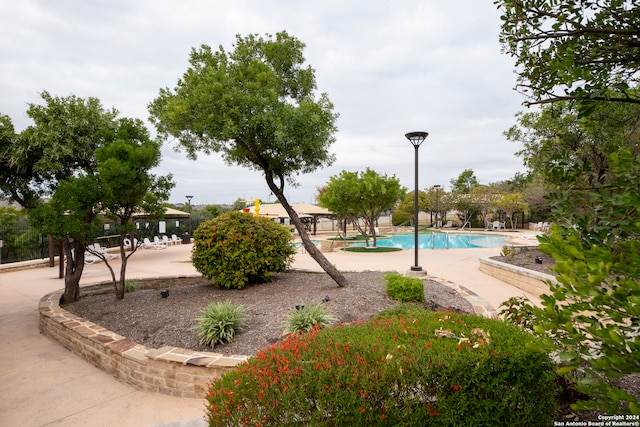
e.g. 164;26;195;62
0;225;53;264
0;218;206;265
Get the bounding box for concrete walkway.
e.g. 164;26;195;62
0;232;540;426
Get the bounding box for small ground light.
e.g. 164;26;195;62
160;290;170;298
535;257;543;264
295;304;305;310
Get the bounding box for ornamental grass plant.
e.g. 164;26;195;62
282;303;337;335
196;301;247;348
205;308;558;426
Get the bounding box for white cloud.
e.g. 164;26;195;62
0;0;527;205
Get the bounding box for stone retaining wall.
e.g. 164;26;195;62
478;257;555;298
38;280;248;399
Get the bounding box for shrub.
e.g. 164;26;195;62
124;279;137;293
500;245;517;258
384;272;425;302
283;303;337;335
391;210;411;226
192;211;296;289
205;309;559;426
195;301;247;348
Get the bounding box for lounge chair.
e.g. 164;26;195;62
170;234;181;244
71;248;101;264
442;221;453;228
84;252;101;264
87;243;117;259
161;235;173;246
143;237;166;249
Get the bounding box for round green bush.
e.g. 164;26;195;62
192;211;296;289
384;272;426;302
391;210;411;226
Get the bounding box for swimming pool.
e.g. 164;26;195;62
350;233;507;249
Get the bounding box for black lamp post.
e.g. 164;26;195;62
405;131;429;271
433;184;441;228
186;195;193;236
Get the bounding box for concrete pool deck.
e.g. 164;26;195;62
0;229;541;427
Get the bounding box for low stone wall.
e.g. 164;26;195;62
478;257;555;298
39;280;248;399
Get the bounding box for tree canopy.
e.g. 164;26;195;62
95;118;174;299
148;31;348;287
5;92;172;302
495;0;640;109
505;94;640;204
317;168;405;247
449;169;479;194
502;84;640;413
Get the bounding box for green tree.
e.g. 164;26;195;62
14;92;118;302
203;205;222;219
470;185;502;228
317;168;405;247
450;193;480;229
449;169;481;228
396;190;429;227
0;115;41;209
535;151;640;414
31;175;104;302
148;31;348;287
521;173;552;222
494;192;528;230
504;98;640;412
506;97;640;212
6;92;172;302
94;118;174;299
449;169;479;194
496;0;640;109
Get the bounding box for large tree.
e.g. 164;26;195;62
449;169;479;194
496;0;640;109
493;192;528;230
148;31;348;287
5;92;172;302
503;97;640;412
317;168;405;247
0;115;41;209
505;96;640;207
93;118;174;300
8;92;118;302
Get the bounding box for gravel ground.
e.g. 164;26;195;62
65;271;473;356
491;246;556;274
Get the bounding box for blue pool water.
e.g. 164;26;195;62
350;233;507;249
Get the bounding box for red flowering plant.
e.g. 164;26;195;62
205;307;558;426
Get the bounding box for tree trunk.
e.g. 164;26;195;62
116;238;128;300
60;239;84;304
370;218;378;248
265;173;349;288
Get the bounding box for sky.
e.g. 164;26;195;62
0;0;529;206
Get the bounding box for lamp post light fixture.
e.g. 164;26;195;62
433;184;441;229
405;131;429;271
186;195;193;236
